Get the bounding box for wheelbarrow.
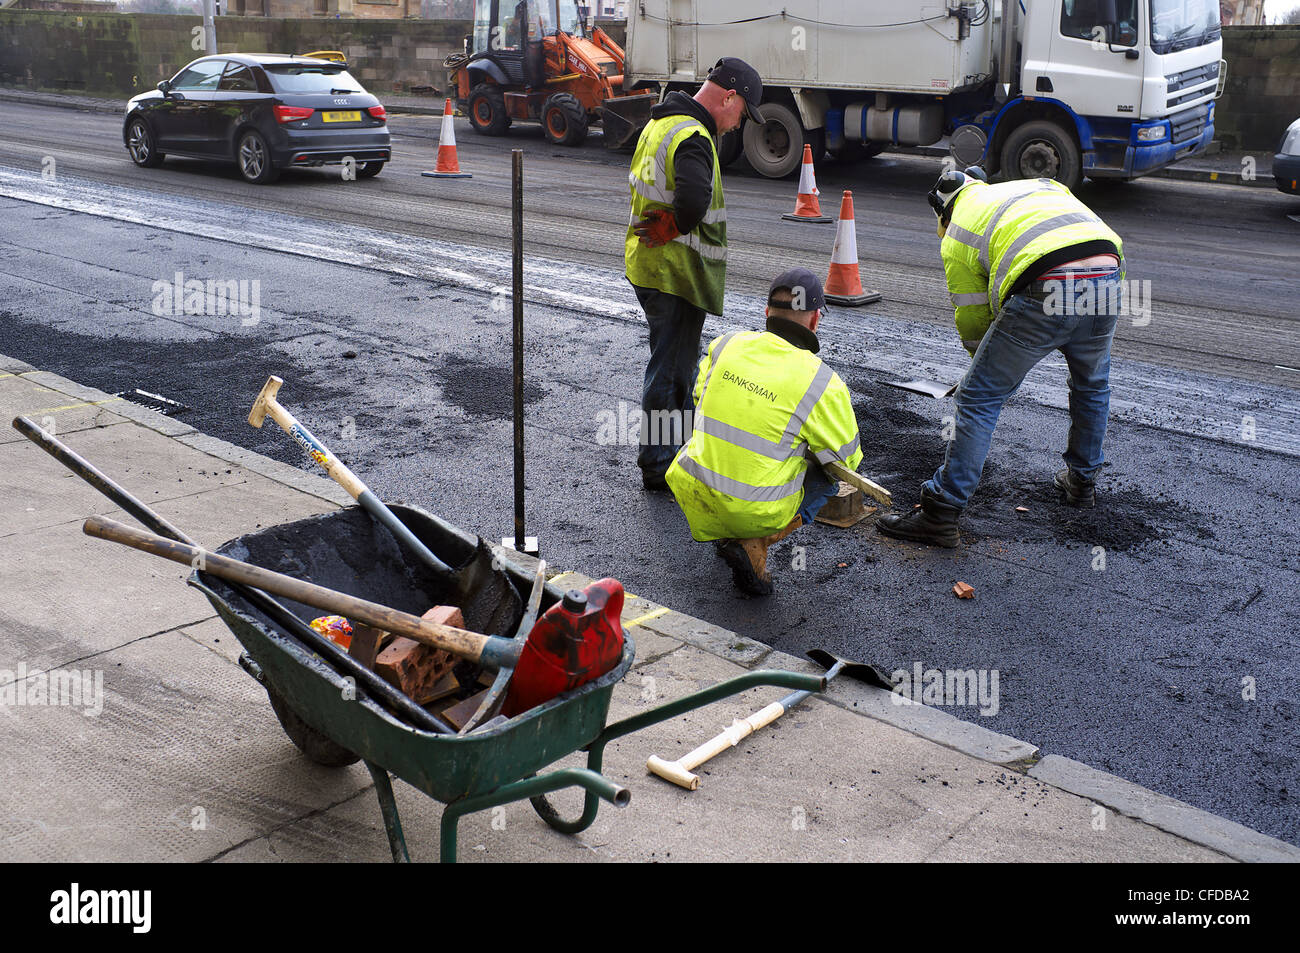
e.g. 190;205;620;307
191;504;824;863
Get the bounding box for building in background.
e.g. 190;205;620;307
1221;0;1266;24
223;0;418;15
0;0;117;9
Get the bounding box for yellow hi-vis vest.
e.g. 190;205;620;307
665;328;863;542
941;178;1124;351
624;114;728;316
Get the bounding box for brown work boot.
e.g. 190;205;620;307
714;517;803;596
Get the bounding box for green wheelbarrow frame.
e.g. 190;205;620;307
191;505;823;863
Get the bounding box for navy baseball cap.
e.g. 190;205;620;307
707;57;764;125
768;267;826;313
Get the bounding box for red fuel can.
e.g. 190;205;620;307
502;578;626;717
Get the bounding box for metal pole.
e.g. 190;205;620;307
512;148;528;554
203;0;217;57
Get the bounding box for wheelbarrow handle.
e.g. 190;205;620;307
83;515;519;670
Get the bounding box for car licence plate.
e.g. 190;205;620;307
322;111;362;123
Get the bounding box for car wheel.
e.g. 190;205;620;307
1000;119;1082;191
237;129;279;184
542;92;588;146
468;84;510;136
356;160;384;179
742;101;808;178
126;118;164;168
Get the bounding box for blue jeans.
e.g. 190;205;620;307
633;282;707;476
796;464;838;526
925;270;1122;510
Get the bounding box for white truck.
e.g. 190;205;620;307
612;0;1225;189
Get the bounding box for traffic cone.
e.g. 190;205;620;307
421;98;472;179
781;144;832;222
824;190;882;306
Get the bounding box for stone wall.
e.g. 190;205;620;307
1218;25;1300;151
0;10;473;95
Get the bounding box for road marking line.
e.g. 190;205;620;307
547;570;580;586
31;397;124;413
623;607;670;629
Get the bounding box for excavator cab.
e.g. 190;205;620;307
452;0;654;146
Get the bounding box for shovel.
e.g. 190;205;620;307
248;375;455;582
883;378;959;399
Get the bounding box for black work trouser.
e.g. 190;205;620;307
631;282;707;477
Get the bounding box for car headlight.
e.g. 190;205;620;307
1281;122;1300;156
1136;124;1168;142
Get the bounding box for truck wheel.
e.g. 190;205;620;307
1000;119;1082;191
742;101;807;178
469;84;510;136
542;92;588;145
717;127;743;168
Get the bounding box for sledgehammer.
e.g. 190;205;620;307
647;649;890;790
248;375;454;580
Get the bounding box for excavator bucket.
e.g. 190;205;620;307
600;93;656;152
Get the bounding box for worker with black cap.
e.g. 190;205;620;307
665;267;864;596
626;56;764;492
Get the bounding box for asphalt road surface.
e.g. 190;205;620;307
1;100;1298;846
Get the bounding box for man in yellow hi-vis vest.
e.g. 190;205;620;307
878;167;1125;548
626;57;764;492
667;269;863;596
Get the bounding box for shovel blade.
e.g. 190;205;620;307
807;649;893;689
883;379;958;399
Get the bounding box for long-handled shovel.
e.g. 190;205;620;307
247;375;455;582
11;414;455;735
646;649;890;790
83;516;623;714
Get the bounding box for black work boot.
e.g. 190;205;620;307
875;486;961;548
1054;468;1096;507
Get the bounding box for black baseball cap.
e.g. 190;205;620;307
768;267;826;313
707;57;764;125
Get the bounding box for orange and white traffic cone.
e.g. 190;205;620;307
421;98;472;179
824;190;882;306
781;144;832;223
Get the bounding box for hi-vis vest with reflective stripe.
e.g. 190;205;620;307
625;114;727;316
941;179;1124;350
665;329;863;542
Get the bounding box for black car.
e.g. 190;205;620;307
123;54;391;184
1275;118;1300;197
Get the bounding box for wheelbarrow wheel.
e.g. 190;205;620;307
265;687;360;767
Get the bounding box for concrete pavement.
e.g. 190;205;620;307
2;351;1295;863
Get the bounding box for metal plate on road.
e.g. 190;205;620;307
322;111;361;123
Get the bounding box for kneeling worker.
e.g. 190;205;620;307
666;268;863;595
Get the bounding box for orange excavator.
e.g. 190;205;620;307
447;0;654;147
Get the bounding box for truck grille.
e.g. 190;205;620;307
1166;61;1219;93
1169;105;1209;145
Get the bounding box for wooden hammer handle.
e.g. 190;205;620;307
264;400;368;501
825;461;892;507
83;516;514;669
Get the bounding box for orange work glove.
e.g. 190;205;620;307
632;209;681;248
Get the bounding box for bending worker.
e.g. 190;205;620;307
666;269;863;596
878;168;1125;548
625;57;764;491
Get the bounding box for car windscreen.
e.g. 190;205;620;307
265;65;366;96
